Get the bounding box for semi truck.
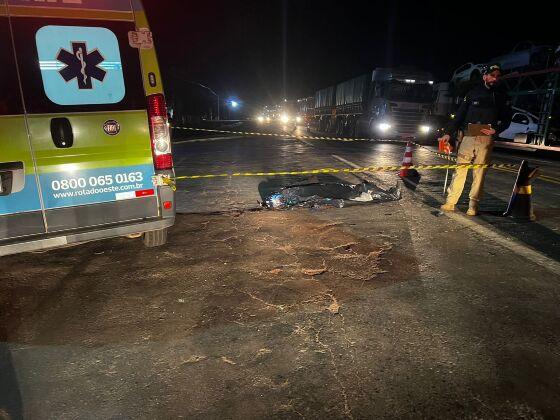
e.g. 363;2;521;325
297;96;314;125
309;67;436;139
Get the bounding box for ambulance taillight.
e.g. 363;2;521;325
147;93;173;170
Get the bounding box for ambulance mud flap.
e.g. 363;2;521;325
152;173;176;218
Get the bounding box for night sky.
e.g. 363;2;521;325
143;1;558;108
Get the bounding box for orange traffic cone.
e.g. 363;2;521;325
399;141;419;178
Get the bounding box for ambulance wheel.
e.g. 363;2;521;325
143;228;168;247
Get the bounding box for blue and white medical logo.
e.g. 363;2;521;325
57;41;106;90
36;26;125;105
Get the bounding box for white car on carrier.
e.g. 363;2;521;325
451;62;486;84
499;108;538;141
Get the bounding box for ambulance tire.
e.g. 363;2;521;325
143;228;168;247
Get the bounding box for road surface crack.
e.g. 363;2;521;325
243;290;287;311
314;327;354;419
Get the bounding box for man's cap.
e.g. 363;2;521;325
483;63;502;75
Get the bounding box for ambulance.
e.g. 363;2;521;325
0;0;175;256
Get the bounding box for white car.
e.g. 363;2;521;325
491;41;554;72
499;108;538;140
451;62;486;84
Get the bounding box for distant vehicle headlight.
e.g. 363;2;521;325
280;114;290;124
419;125;431;133
296;116;303;123
266;117;271;123
378;123;392;132
257;116;264;123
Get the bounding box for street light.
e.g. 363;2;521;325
190;82;220;120
172;74;220;120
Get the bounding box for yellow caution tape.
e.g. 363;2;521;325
161;175;177;192
175;127;501;167
175;127;511;170
175;126;407;144
169;127;530;186
172;163;519;182
432;152;458;162
172;127;534;173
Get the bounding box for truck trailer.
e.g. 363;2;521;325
309;67;435;139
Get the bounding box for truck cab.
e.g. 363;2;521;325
361;68;435;139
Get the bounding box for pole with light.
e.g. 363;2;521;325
174;77;220;120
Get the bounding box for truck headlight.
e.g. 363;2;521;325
419;125;431;133
280;114;290;124
378;123;392;132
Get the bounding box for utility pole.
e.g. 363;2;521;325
170;70;220;120
282;0;287;101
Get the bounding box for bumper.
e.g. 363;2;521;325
0;217;174;257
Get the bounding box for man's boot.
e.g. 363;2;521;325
440;202;456;212
467;200;479;216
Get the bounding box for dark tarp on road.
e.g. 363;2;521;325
264;181;401;210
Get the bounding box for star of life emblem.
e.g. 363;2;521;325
57;42;107;90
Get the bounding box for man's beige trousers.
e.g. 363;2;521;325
446;135;493;205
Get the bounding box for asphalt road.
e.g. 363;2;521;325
173;124;560;262
1;123;559;419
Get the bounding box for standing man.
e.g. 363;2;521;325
439;64;512;216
